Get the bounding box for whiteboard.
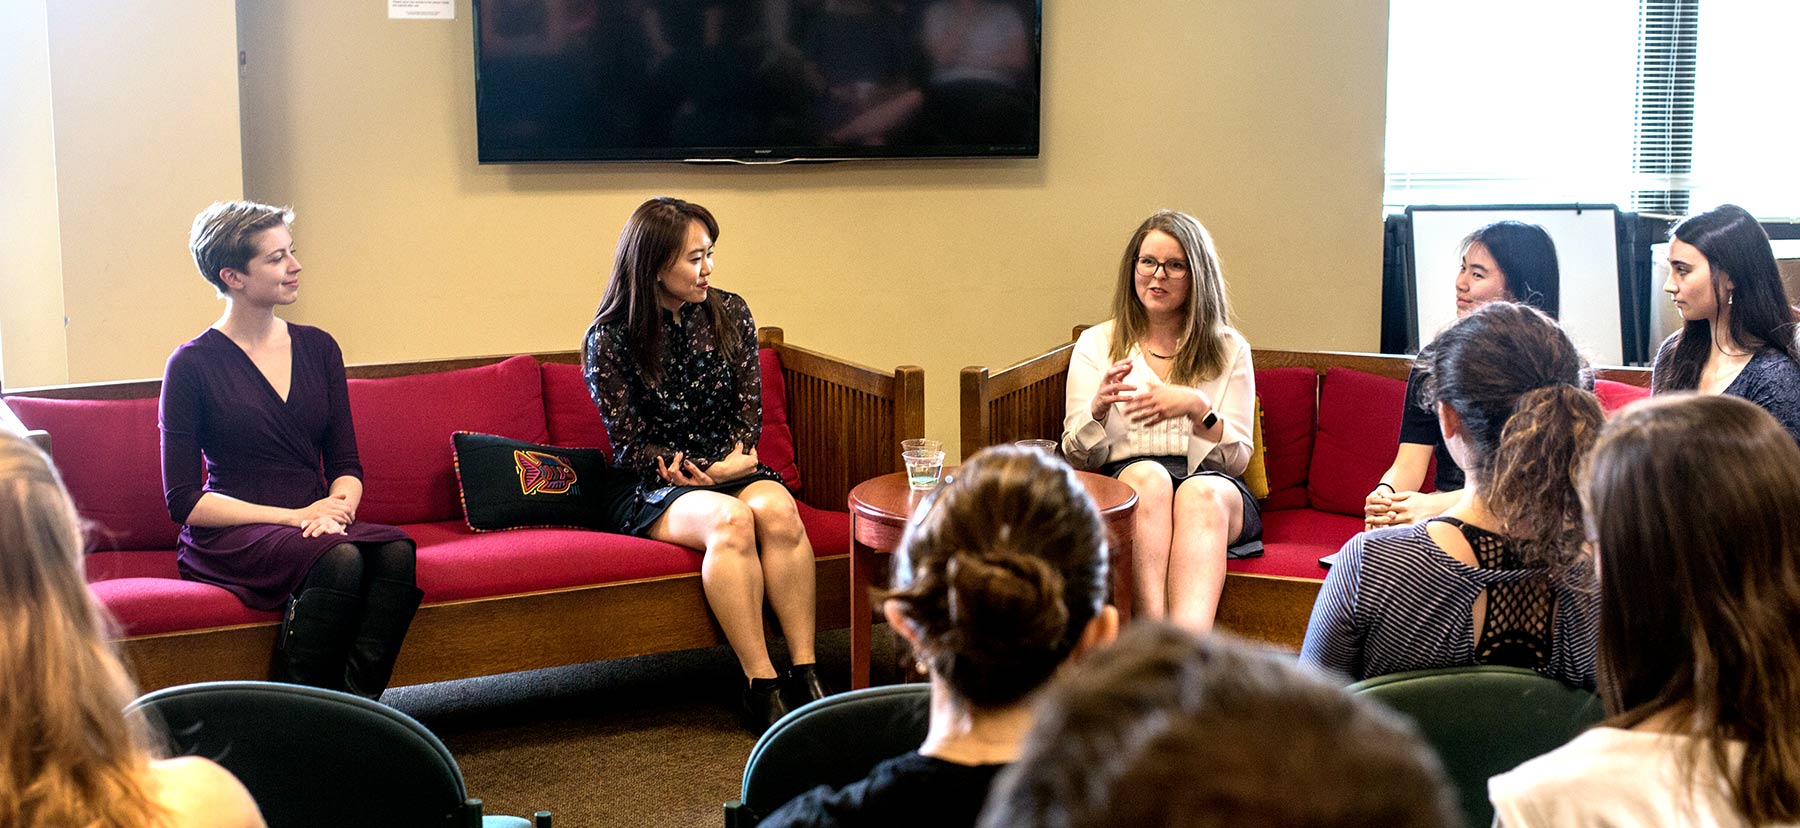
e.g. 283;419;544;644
1407;205;1624;364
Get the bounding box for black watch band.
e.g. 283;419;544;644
1201;410;1219;430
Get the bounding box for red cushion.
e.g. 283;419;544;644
1252;368;1318;510
1595;379;1651;414
405;520;702;602
794;500;849;558
757;350;801;491
349;356;549;526
1227;507;1360;580
6;395;183;550
407;499;849;602
541;362;613;455
1308;368;1410;517
86;550;180;581
89;577;278;636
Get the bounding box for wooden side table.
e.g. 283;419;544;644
846;469;1136;689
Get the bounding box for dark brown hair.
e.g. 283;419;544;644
1654;204;1798;393
1583;393;1800;823
883;445;1108;709
591;196;741;386
188;200;294;294
980;624;1457;828
1106;210;1232;385
1418;301;1604;578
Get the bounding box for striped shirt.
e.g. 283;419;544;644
1299;522;1598;689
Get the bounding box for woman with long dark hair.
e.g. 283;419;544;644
2;432;264;827
1366;220;1562;528
584;196;819;731
1302;302;1602;687
161;201;419;699
1061;209;1258;632
1489;394;1800;826
1651;204;1800;443
760;445;1118;828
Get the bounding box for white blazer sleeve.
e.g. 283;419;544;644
1062;324;1114;470
1187;332;1256;476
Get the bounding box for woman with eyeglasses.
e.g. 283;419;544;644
1366;220;1561;530
1651;203;1800;445
1061;209;1258;632
585;196;821;733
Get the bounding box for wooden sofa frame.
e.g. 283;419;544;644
1;327;924;690
961;329;1651;650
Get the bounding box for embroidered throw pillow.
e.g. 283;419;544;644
450;432;624;532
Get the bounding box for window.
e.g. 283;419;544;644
1384;0;1799;218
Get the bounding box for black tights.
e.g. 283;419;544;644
300;539;416;594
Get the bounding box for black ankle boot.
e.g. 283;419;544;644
783;662;828;709
272;587;361;691
343;578;424;700
742;677;791;734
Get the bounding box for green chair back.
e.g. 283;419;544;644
724;684;931;828
1349;666;1604;828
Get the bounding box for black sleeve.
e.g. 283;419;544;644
1397;365;1442;447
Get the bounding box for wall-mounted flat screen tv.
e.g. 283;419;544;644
474;0;1042;163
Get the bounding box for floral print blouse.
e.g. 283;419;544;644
584;288;765;489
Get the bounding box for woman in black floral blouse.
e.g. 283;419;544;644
584;196;822;732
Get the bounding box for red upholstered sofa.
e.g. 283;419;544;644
962;342;1652;650
1;328;923;691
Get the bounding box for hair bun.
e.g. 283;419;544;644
945;550;1070;655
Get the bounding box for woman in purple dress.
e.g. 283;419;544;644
584;197;821;732
160;201;419;699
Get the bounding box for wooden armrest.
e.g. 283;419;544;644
759;327;924;511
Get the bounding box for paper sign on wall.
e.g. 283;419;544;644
389;0;453;20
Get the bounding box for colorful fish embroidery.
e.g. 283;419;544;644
515;450;578;495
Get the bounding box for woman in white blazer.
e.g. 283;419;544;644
1062;210;1258;632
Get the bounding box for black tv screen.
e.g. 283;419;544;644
474;0;1042;163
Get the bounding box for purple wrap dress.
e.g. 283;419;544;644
159;324;408;611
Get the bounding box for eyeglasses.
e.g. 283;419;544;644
1134;255;1190;280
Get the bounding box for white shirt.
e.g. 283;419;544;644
1489;727;1791;828
1060;320;1255;476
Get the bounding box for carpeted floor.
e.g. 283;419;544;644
384;626;901;828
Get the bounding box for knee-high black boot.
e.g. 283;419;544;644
272;587;361;691
343;578;424;700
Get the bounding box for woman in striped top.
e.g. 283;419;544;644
1062;210;1258;632
1300;302;1602;688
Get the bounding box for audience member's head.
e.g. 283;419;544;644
884;444;1116;709
980;623;1458;828
1459;220;1561;318
0;432;166;826
1419;301;1603;575
1657;203;1796;391
1582;393;1800;823
189;200;294;296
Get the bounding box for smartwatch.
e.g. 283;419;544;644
1200;410;1219;430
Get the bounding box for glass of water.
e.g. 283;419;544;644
902;449;946;491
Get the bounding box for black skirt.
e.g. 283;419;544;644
613;465;787;537
1097;455;1264;559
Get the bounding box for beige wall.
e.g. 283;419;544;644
0;0;243;389
0;0;69;388
47;0;245;385
20;1;1391;452
236;0;1390;452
